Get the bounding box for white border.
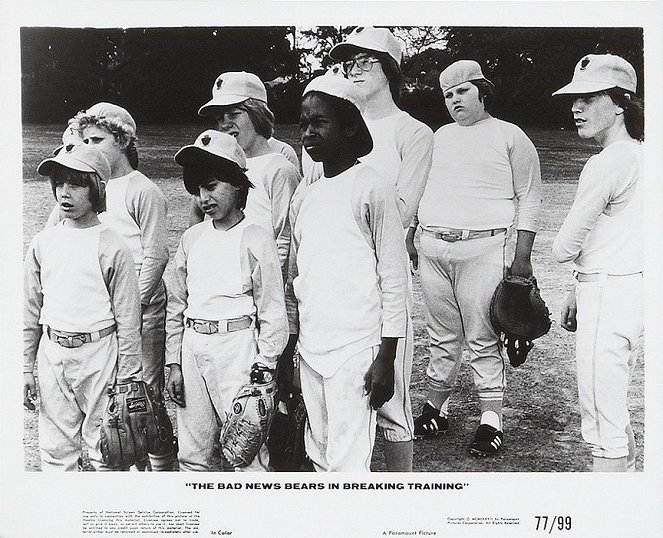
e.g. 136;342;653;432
2;2;662;537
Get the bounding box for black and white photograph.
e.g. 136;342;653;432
2;2;663;537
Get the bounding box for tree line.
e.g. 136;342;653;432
21;26;643;129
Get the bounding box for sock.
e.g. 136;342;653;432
480;410;501;430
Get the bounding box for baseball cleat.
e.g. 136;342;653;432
468;424;503;457
414;402;449;439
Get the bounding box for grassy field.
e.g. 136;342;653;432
22;123;644;472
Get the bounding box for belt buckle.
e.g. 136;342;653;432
440;231;462;242
193;320;217;335
55;333;85;348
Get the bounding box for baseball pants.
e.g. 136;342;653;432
419;233;507;405
37;332;117;472
376;277;414;442
177;326;269;472
299;346;378;472
575;273;643;459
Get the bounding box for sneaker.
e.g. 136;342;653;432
468;424;503;457
414;402;449;439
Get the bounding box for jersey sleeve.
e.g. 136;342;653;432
552;153;626;263
241;226;289;367
267;158;301;268
394;118;434;228
44;203;61;228
98;229;143;382
165;235;190;367
284;183;307;335
280;142;301;172
127;177;169;306
508;124;543;232
23;235;45;373
353;172;408;338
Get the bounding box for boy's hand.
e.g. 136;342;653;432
24;373;37;410
363;338;397;410
166;364;186;407
560;289;577;332
406;227;419;271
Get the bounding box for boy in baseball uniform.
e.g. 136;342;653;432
190;72;301;277
51;103;174;471
552;54;643;472
166;130;289;472
281;72;409;472
327;26;434;472
24;143;143;471
411;60;542;456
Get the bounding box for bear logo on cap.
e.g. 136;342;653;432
201;135;212;146
580;57;590;70
216;77;224;89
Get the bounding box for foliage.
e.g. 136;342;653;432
21;26;643;127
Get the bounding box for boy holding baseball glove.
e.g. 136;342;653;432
166;130;289;472
24;143;143;471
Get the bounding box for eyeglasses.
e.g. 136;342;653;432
342;57;380;75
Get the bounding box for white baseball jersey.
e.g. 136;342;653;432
268;137;300;172
166;217;289;369
244;153;301;268
552;139;643;274
285;163;408;378
24;221;142;379
418;117;542;232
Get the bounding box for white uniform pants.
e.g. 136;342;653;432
37;332;118;471
377;271;414;442
300;346;378;472
177;327;269;472
419;233;506;399
575;274;643;459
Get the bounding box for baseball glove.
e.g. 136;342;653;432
490;275;552;367
100;380;176;468
267;390;307;472
220;363;276;468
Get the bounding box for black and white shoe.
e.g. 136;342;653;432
468;424;503;457
414;402;449;439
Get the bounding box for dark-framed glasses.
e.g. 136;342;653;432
342;57;380;74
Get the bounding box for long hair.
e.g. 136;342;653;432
373;51;403;104
606;87;644;141
239;98;275;139
469;79;495;113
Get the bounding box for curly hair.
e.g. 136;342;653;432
69;113;139;169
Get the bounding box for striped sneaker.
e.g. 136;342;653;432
469;424;503;456
414;402;449;439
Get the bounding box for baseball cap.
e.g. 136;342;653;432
198;72;268;116
303;68;373;158
330;26;403;66
71;102;137;139
439;60;494;93
38;142;111;183
174;130;252;194
552;54;637;95
53;125;83;156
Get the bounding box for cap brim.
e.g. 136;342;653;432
198;95;259;116
174;145;243;169
37;154;96;176
552;81;616;96
329;42;386;61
